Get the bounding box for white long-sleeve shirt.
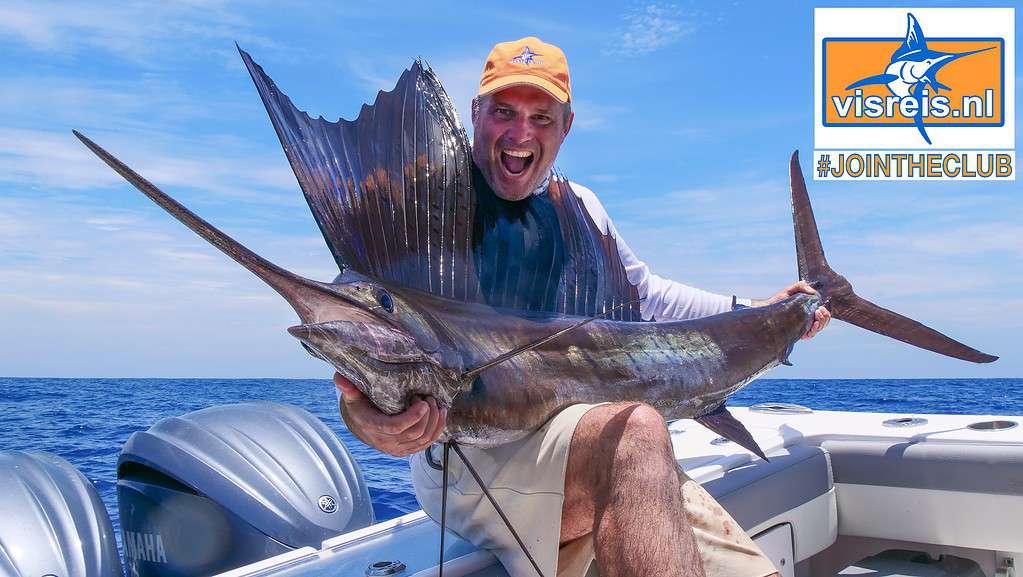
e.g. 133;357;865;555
563;179;750;321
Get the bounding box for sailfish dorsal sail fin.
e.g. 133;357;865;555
548;176;642;321
240;46;480;301
241;47;640;319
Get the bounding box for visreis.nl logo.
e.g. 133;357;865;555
814;8;1015;181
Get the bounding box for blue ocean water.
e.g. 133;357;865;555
1;377;1020;556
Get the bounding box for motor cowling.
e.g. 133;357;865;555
0;451;123;577
117;401;373;577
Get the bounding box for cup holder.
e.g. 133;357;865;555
366;560;406;576
883;417;928;428
967;420;1018;431
750;402;812;415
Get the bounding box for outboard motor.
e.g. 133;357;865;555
117;402;374;577
0;451;123;577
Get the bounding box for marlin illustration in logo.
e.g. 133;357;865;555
846;13;994;144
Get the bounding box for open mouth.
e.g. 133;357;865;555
500;149;534;176
334;358;369;389
289;320;429;365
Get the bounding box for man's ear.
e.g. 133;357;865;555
562;110;574;138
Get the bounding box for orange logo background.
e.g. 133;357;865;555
823;39;1003;125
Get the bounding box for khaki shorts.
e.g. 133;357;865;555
411;404;777;577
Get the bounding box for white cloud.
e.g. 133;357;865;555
0;191;339;377
666;188;718;203
586;174;622;184
843;270;997;301
860;224;1023;257
152;248;218;263
342;55;619;136
0;127;299;206
344;57;402;98
570;100;628;131
0;128;121;189
342;56;480;134
0;3;61;50
432;58;485;133
606;4;697;58
610;177;790;231
0;75;236;132
596;170;1020;325
85;216;139;231
0;73;292;209
0;1;279;65
672;126;713;141
671;112;805;143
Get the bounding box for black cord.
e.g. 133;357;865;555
439;442;451;577
450;442;548;577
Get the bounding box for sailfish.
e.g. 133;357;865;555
845;12;994;144
72;47;998;462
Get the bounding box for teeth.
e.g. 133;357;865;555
503;150;533;158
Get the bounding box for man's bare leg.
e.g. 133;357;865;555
560;403;706;577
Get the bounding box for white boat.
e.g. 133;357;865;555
5;401;1019;577
206;404;1023;577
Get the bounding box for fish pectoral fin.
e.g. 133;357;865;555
929;78;951;92
779;342;796;366
845;74;898;90
696;406;769;461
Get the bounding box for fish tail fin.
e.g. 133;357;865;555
73;130;335;323
788;151;997;363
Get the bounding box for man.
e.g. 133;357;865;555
335;37;831;577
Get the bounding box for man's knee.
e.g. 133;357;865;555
562;403;678;540
619;403;670;442
572;403;672;463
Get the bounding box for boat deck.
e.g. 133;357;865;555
216;408;1023;577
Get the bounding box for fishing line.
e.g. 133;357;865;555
445;442;548;577
439;441;450;577
461;298;645;380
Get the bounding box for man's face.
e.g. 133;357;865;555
472;85;573;201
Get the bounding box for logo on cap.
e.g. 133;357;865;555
510;46;542;65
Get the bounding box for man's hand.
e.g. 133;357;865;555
751;280;831;340
334;373;447;457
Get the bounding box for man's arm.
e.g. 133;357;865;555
568;181;830;336
334;373;447;457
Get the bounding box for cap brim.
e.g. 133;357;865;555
478;74;569;103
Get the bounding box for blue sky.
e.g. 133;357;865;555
0;1;1018;378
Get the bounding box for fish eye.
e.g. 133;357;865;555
377;291;394;313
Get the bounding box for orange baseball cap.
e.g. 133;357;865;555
478;36;571;103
